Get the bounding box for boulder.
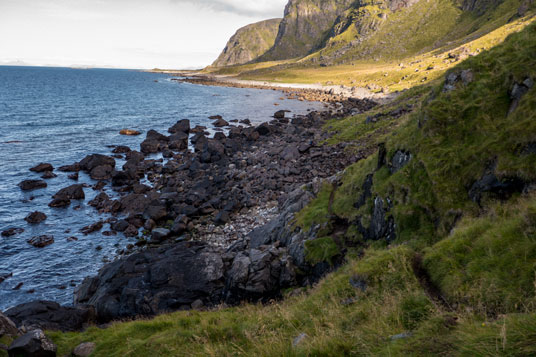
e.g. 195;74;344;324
80;222;103;235
119;129;141;136
48;198;70;208
146;129;169;142
168;119;190;134
27;236;54;248
7;329;56;357
41;171;57;179
213;118;229;128
58;163;80;172
30;163;54;173
79;154;116;172
274;110;286;119
89;165;113;180
1;228;24;237
24;212;47;224
5;301;94;332
112;146;131;154
150;228;170;242
53;184;85;200
0;312;18;337
74;242;225;322
72;342;96;357
18;180;47;191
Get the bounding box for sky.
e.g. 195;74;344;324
0;0;287;69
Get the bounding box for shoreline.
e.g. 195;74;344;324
151;70;399;104
1;87;378;329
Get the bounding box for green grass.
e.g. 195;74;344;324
33;16;536;357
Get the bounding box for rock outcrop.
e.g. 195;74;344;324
213;19;282;67
260;0;355;61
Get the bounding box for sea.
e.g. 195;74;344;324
0;66;322;311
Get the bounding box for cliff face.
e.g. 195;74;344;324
212;19;281;67
259;0;356;61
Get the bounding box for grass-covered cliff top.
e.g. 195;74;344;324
4;17;534;357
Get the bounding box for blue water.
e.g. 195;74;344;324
0;66;321;310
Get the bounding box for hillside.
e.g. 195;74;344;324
258;0;356;61
2;17;534;357
212;19;282;67
205;0;534;92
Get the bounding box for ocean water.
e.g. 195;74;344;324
0;66;322;311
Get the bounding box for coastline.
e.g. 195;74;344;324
150;70;399;104
1;76;378;329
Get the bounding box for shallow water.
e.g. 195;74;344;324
0;66;322;310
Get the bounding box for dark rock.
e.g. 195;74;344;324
112;146;131;154
119;194;151;214
390;150;412;174
58;163;80;172
443;69;474;92
214;211;230;226
140;140;160;154
18;180;47;191
0;312;18;337
280;146;300;161
74;242;225;322
274;110;286;119
48;198;70;208
123;224;139;237
111;220;129;232
469;173;526;204
1;228;24;237
79;154;115;172
41;171;57;179
151;228;170;242
356;196;396;243
146;129;169;142
27;235;54;248
509;77;533;114
5;301;94;332
24;212;47;224
68;173;79;181
80;222;103;235
240;119;251;125
30;163;54;173
255;123;271;136
208;115;223;120
214;132;226;141
168;119;190;134
7;329;56;357
53;184;85;200
0;273;13;285
143;205;168;222
89;165;113;180
72;342;96;357
213;118;229;127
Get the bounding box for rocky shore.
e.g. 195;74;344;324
1;94;377;335
155;71;397;104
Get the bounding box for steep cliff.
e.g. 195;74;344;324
212;19;281;67
258;0;356;61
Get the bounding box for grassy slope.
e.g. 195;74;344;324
13;21;535;357
206;2;534;95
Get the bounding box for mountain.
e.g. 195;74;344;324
211;19;282;67
258;0;356;61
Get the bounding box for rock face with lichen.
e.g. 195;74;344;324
212;19;282;67
259;0;356;61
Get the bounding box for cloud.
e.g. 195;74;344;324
170;0;287;17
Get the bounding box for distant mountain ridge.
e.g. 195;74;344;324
211;19;282;67
213;0;531;66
